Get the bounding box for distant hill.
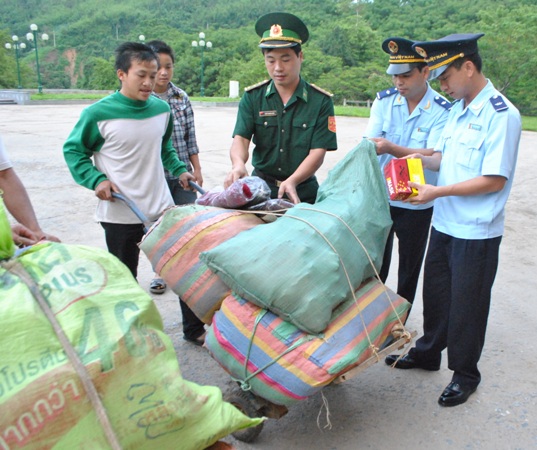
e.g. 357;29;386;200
1;0;535;114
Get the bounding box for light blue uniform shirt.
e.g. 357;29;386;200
365;84;451;210
433;80;521;239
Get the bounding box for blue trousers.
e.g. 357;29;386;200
167;177;197;205
379;206;433;304
410;228;501;388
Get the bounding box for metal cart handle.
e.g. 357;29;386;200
111;192;150;232
111;182;204;233
188;180;206;195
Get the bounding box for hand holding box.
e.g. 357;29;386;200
384;158;425;201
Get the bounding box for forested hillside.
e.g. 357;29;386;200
1;0;535;114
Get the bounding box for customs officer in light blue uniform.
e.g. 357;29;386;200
365;37;451;307
385;34;522;408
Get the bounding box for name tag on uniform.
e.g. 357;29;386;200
417;127;430;133
259;110;277;117
468;123;482;131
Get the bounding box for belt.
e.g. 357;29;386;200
253;169;283;187
254;169;315;188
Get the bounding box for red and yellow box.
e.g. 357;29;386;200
384;158;425;201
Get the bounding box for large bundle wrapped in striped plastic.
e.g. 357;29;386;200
200;139;392;334
205;278;410;407
140;205;264;323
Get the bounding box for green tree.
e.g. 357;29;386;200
0;0;536;114
0;29;19;88
80;56;117;90
315;16;382;68
476;5;537;115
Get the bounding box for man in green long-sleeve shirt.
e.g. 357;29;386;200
64;42;194;278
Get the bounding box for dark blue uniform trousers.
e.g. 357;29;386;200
409;228;501;388
379;205;433;304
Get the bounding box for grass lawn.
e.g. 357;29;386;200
30;93;537;131
31;92;110;101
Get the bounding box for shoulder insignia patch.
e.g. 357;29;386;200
376;87;398;100
310;83;334;97
490;95;508;112
245;79;270;92
434;96;452;110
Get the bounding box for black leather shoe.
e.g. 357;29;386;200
385;353;440;371
438;382;476;407
183;332;206;347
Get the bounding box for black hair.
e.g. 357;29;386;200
146;39;175;64
262;44;302;57
450;52;483;73
114;42;158;72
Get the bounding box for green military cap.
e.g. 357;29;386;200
381;37;426;75
412;33;484;79
255;12;309;49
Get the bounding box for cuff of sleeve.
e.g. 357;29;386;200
90;174;108;190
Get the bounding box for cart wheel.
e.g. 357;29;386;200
225;390;265;442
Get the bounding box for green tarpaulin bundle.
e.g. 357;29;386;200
200;139;392;334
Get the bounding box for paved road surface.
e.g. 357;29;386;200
1;103;536;449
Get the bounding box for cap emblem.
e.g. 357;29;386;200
270;24;283;38
414;46;427;58
388;41;399;54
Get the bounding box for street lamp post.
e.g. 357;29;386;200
191;32;212;97
4;35;26;89
26;24;49;94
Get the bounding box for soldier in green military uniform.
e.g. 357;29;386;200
225;12;338;204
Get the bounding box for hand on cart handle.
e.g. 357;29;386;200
95;180;120;201
188;180;206;195
179;171;196;190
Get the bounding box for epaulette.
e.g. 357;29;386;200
310;83;334;97
244;79;270;92
434;96;452;110
490;95;508;112
376;87;398;100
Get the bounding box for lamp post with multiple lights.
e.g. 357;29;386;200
4;36;26;89
26;24;49;93
191;32;212;97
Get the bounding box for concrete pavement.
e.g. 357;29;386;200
1;103;536;449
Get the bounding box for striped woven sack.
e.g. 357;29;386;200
205;278;410;407
139;205;264;323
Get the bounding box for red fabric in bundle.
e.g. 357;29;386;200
196;176;270;209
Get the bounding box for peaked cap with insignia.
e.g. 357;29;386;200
381;37;426;75
412;33;484;79
255;12;309;49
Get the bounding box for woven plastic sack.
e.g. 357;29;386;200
0;238;262;449
205;278;410;407
0;197;16;260
140;205;264;323
200;139;392;334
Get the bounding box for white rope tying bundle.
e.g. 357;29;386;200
239;205;410;358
